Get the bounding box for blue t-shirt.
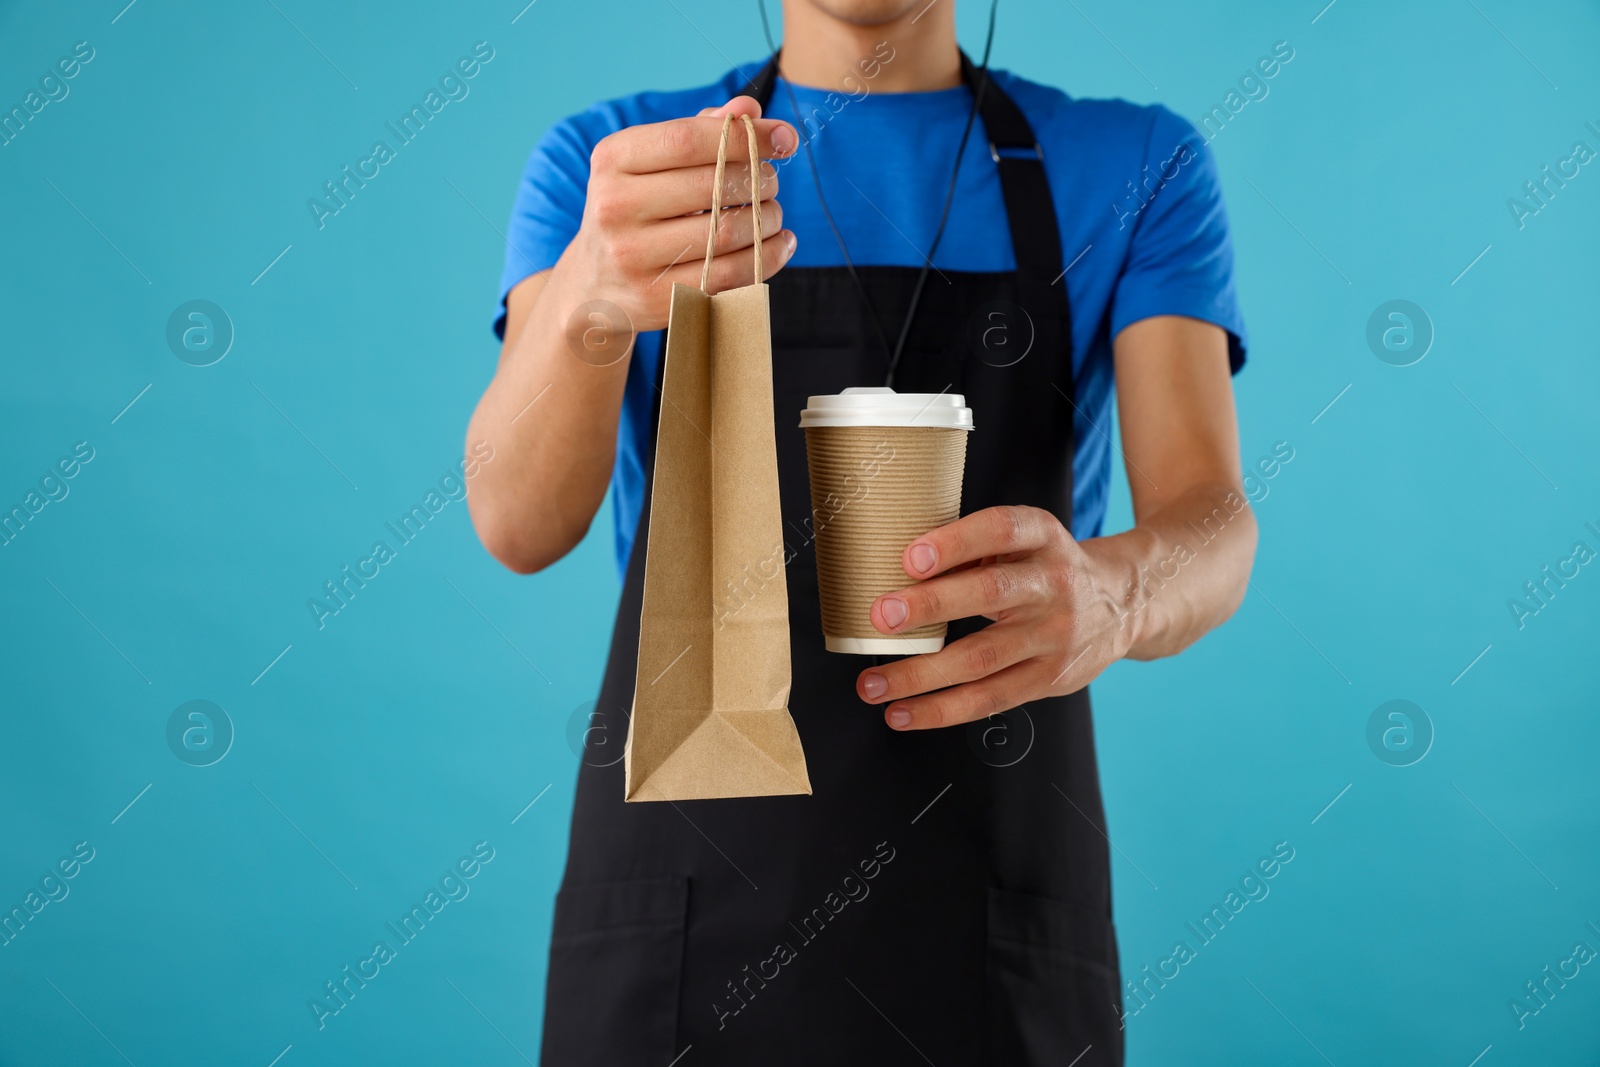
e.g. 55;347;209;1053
495;61;1247;579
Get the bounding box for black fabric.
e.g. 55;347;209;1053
540;877;688;1065
540;64;1122;1066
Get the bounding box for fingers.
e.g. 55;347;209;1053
648;199;784;266
856;624;1034;706
599;110;797;174
653;228;797;292
697;95;764;120
881;661;1044;731
902;506;1064;580
641;159;778;220
870;560;1043;634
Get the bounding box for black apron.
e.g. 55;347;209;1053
540;57;1123;1066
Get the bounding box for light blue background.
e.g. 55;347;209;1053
2;1;1597;1065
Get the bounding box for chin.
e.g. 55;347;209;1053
798;0;930;27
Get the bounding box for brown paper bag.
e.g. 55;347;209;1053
623;114;812;802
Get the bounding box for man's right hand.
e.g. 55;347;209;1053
466;98;799;574
565;96;799;332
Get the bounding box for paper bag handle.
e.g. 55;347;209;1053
700;113;762;291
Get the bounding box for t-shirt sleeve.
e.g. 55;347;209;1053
493;115;599;340
1110;105;1247;372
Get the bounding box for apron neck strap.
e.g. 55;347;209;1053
742;51;1067;295
952;53;1068;321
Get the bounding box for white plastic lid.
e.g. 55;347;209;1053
798;387;974;430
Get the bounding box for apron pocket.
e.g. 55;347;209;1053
985;886;1123;1066
541;876;688;1066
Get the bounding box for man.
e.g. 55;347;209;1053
466;0;1256;1062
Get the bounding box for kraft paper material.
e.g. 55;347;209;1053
624;114;812;802
804;425;967;644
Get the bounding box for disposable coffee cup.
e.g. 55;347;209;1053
799;387;974;655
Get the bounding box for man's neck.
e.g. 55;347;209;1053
777;0;961;93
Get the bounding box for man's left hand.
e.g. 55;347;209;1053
855;505;1126;730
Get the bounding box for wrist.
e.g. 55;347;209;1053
547;236;619;314
1080;528;1160;660
556;229;665;333
534;250;642;370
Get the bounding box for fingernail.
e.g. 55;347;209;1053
881;597;908;629
861;672;887;700
909;543;937;575
772;124;795;155
785;231;797;256
888;707;912;729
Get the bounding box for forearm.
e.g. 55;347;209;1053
467;103;797;575
466;253;630;573
1084;481;1257;661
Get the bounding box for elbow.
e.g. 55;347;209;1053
1218;499;1259;622
476;525;575;576
469;497;589;576
485;538;556;576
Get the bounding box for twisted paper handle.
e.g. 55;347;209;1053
700;113;763;291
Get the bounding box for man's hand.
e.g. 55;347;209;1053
565;96;799;333
467;97;799;573
854;506;1127;731
855;316;1257;730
